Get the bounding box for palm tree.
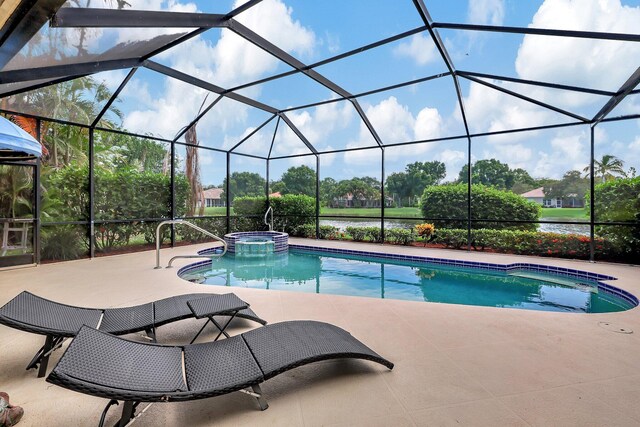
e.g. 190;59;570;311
0;165;33;219
583;154;626;183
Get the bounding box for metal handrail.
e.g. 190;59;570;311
155;220;227;269
264;206;273;231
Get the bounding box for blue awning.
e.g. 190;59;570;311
0;115;42;160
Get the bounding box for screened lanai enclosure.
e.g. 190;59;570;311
0;0;638;267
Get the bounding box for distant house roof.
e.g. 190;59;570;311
269;192;282;198
202;188;223;199
520;187;545;198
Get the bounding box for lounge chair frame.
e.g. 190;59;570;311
46;321;394;426
0;291;266;377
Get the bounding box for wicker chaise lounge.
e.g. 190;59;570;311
0;291;266;377
47;321;394;427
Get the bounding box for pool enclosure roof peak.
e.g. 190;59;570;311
0;0;638;157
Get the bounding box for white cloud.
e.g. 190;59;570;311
467;0;505;25
323;31;341;54
414;107;443;141
272;100;354;156
344;97;445;164
393;34;438;66
482;144;533;170
463;81;564;139
364;97;414;144
357;96;444;145
531;130;590;178
515;0;640;91
438;148;466;181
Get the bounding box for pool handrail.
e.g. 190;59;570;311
264;206;273;231
155;220;227;269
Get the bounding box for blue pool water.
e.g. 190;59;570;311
178;249;636;313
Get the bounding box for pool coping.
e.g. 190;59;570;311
178;243;638;308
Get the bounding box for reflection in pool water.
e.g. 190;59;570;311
180;250;635;313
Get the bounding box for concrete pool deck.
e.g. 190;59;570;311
1;238;639;426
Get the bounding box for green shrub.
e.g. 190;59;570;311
177;217;227;243
319;225;340;239
298;224;340;239
364;227;382;243
232;194;316;235
433;228;613;259
232;196;267;216
433;229;468;249
45;166;188;251
420;184;540;231
270;194;316;235
587;177;640;257
385;228;414;245
41;226;87;260
231;196;267;231
344;226;383;243
346;226;367;241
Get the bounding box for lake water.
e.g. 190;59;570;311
320;218;590;236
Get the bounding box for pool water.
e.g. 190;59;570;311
179;249;635;313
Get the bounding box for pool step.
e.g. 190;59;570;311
509;271;598;293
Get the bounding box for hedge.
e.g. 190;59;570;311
587;177;640;257
420;184;541;231
232;194;315;235
299;224;340;239
43;165;188;254
433;228;613;259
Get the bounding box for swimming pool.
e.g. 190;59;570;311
178;245;637;313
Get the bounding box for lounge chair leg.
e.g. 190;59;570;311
98;399;119;427
27;335;54;378
32;336;65;378
115;401;137;427
25;338;48;372
144;327;156;343
251;384;269;411
190;318;212;344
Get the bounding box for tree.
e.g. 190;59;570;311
458;159;515;190
510;168;536;194
545;170;589;204
94;132;167;173
222;172;266;204
386;161;446;207
386;172;411;207
184;125;204;216
4;77;123;169
277;165;316;197
335;178;380;207
0;165;32;218
583;154;626;183
357;176;381;190
320;177;337;206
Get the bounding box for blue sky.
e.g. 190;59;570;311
13;0;640;187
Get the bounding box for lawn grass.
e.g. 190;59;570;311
203;206;587;220
540;207;588;219
204;207;231;216
204;206;423;218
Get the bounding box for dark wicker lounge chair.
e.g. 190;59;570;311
0;291;266;377
47;321;393;427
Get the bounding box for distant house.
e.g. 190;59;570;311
329;193;393;208
520;187;584;208
201;188;226;207
269;192;282;198
520;187;548;206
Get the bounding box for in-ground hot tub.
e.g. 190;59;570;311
224;231;288;255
